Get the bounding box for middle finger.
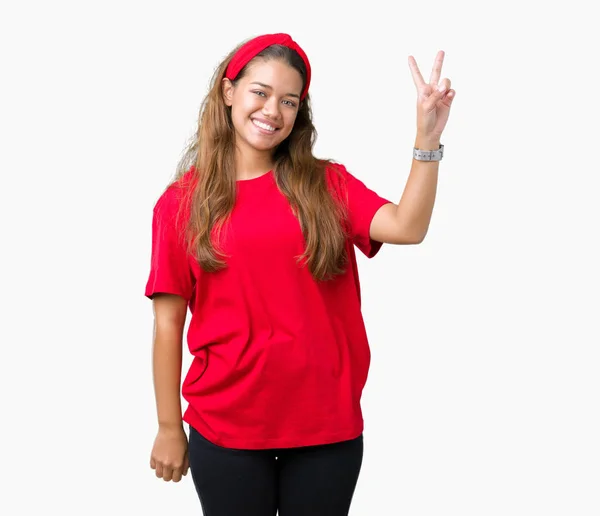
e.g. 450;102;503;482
162;465;174;482
429;50;445;85
172;468;183;483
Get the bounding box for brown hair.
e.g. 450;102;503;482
171;41;349;281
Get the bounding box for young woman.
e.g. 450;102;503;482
145;33;455;516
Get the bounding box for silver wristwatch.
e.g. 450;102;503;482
413;143;444;161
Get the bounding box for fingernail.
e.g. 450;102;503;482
438;84;447;93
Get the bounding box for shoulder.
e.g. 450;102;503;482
322;160;366;203
153;167;196;216
322;159;349;178
322;159;351;193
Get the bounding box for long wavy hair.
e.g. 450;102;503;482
170;40;349;281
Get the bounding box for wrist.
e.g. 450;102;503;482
158;420;184;432
414;134;441;150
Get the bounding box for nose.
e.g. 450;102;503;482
262;96;281;120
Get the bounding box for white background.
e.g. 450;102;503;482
1;0;598;514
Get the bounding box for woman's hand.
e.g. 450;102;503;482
408;50;455;141
150;424;190;482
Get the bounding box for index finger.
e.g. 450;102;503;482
408;56;426;89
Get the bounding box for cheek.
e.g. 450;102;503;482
232;94;258;118
282;111;299;134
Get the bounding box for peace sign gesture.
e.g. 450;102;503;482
408;50;455;140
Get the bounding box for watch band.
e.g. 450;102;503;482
413;143;444;161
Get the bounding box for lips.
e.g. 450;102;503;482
251;118;280;132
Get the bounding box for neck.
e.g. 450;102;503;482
234;143;274;180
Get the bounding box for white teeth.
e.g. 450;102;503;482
252;119;276;132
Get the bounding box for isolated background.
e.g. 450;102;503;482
1;1;598;514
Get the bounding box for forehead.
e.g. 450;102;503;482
243;59;303;93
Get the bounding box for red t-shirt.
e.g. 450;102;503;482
145;162;391;449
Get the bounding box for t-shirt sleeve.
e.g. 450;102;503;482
331;163;393;258
144;187;195;301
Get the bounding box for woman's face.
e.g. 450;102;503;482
223;59;303;155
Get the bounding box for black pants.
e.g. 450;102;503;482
188;425;364;516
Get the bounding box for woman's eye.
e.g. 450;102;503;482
252;91;296;108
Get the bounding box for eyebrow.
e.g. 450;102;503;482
250;82;300;99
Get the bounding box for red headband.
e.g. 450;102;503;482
225;33;311;101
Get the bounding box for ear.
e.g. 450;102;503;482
222;78;234;107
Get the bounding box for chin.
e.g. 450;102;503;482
245;131;285;152
246;138;278;153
